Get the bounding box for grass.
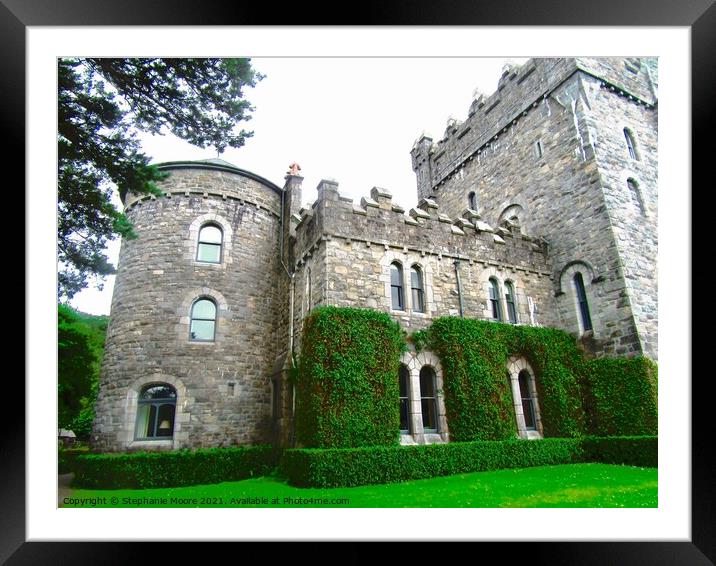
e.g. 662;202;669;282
62;463;657;508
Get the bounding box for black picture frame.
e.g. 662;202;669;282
10;0;708;563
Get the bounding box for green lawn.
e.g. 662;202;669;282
62;463;656;508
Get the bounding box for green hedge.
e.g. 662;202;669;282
58;447;89;474
280;436;656;488
586;357;658;436
295;306;406;448
423;318;587;441
581;436;657;468
73;446;278;489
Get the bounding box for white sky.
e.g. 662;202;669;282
69;57;528;315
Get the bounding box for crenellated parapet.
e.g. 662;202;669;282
293;179;551;276
411;57;658;200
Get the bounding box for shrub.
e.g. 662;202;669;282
281;438;587;488
58;447;90;474
581;436;657;468
425;318;587;440
295;306;406;448
586;357;658;436
72;446;279;489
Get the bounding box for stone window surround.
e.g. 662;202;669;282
381;251;435;318
124;374;191;451
622;125;640;161
507;357;543;439
177;287;230;345
188;213;234;268
399;350;449;445
558;261;599;338
480;267;527;325
620;171;648;217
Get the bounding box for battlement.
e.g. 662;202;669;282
411;57;658;197
293;179;550;275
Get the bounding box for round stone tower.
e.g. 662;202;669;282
92;159;285;452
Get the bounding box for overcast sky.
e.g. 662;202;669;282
69;57;527;315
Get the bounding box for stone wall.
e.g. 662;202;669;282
291;180;555;337
410;57;658;359
92;163;284;451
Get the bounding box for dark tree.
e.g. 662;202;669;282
58;58;263;299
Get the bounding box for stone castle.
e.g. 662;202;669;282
92;57;658;452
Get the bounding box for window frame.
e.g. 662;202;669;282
134;384;177;441
518;371;537;431
489;278;503;322
505;280;518;324
189;297;218;342
398;364;411;434
410;265;425;314
468;191;477;211
390;261;405;311
419;366;439;433
196;223;224;264
573;272;593;333
623;128;639;161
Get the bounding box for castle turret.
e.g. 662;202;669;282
92;159;286;452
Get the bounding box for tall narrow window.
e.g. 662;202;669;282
190;298;217;341
627;178;646;215
398;365;410;434
468;191;477;211
505;281;517;324
518;371;536;430
390;262;404;310
489;278;503;321
135;384;176;440
419;366;438;432
574;272;593;332
410;265;425;313
624;128;638;160
534;140;544;159
197;224;223;263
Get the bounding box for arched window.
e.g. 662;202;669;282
419;366;438;432
410;265;425;313
190;298;217;341
489;278;503;321
468;191;477;211
518;371;537;431
624;128;638;160
505;281;517;324
398;364;410;434
197;224;223;263
573;272;593;333
135;384;176;440
390;262;404;311
627;178;646;215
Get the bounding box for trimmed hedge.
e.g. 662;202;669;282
73;446;278;489
58;448;90;474
295;306;406;448
280;436;657;488
581;436;657;468
423;318;587;441
586;357;658;436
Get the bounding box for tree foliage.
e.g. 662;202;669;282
58;305;108;437
58;57;263;299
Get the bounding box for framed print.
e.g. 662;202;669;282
12;0;710;563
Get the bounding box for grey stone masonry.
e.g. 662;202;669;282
92;162;285;452
410;57;658;359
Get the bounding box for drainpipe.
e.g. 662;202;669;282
454;259;465;317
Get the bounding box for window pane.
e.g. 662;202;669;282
156;404;175;437
420;367;435;397
190;319;215;341
135;404;152;438
199;225;222;244
412;288;424;313
141;385;176;400
421;399;437;430
410;268;421;289
192;299;216;320
399;399;410;432
390;264;402;286
399;366;409;397
391;286;403;310
197;243;221;263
